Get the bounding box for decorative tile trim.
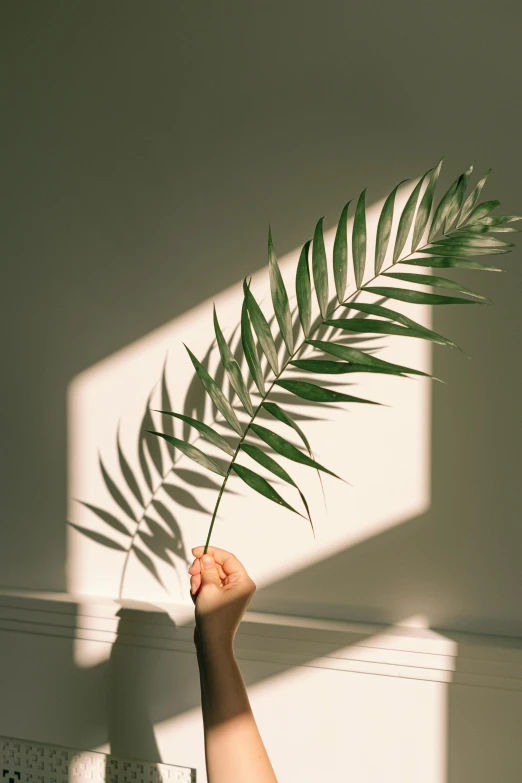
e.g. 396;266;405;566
1;736;194;783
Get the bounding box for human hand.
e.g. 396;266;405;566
188;545;256;651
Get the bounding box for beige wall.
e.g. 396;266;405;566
2;0;520;634
1;4;521;780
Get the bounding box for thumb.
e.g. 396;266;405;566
199;554;221;586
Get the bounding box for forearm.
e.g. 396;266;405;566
196;639;278;783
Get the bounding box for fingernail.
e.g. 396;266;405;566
202;554;213;569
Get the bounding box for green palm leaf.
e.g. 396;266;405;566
443;163;474;233
243;279;279;374
153;410;235;457
232;463;305;518
419;242;512;257
457;225;519;235
250;422;342;478
149;431;227;477
274;379;379;406
241;442;314;533
363;286;484;306
185;345;243;435
312;217;328;318
262;399;326;497
241;296;265;395
296;240;312;337
213;306;254;416
456;168;491;227
400;256;503;271
326;317;458;347
262;401;312;452
333;201;351;303
466;199;501;224
393;173;428;263
352;189;367;288
412;159;443;250
291;359;413;376
242;442;296;485
306;339;431;377
268;226;294;353
383;272;488;301
432;234;512;250
468;215;521;227
375;180;408;274
428;172;462;241
337;301;456;346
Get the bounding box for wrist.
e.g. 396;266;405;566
194;628;235;662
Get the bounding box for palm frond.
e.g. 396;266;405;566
146;158;519;555
74;158;519;585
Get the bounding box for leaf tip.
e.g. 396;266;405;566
183;343;197;364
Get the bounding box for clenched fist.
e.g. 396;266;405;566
189;545;256;651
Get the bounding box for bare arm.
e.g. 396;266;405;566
189;546;278;783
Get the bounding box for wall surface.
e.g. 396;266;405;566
1;0;521;635
0;595;521;783
1;2;521;781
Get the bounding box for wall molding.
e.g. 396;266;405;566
0;591;521;691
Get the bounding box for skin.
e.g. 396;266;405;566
188;545;279;783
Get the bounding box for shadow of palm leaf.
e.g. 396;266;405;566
133;545;166;589
99;455;137;522
69;305;396;595
162;482;210;513
138;516;186;597
76;501;132;537
172;467;237;492
68;523;128;551
117;425;144;506
254;407;325;423
160;361;176;461
150;499;189;563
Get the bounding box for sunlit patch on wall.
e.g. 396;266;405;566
67;184;432;603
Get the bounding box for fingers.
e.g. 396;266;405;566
190;573;201;595
189;546;254;601
189;557;226;581
198;553;222;586
191;545;249;579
